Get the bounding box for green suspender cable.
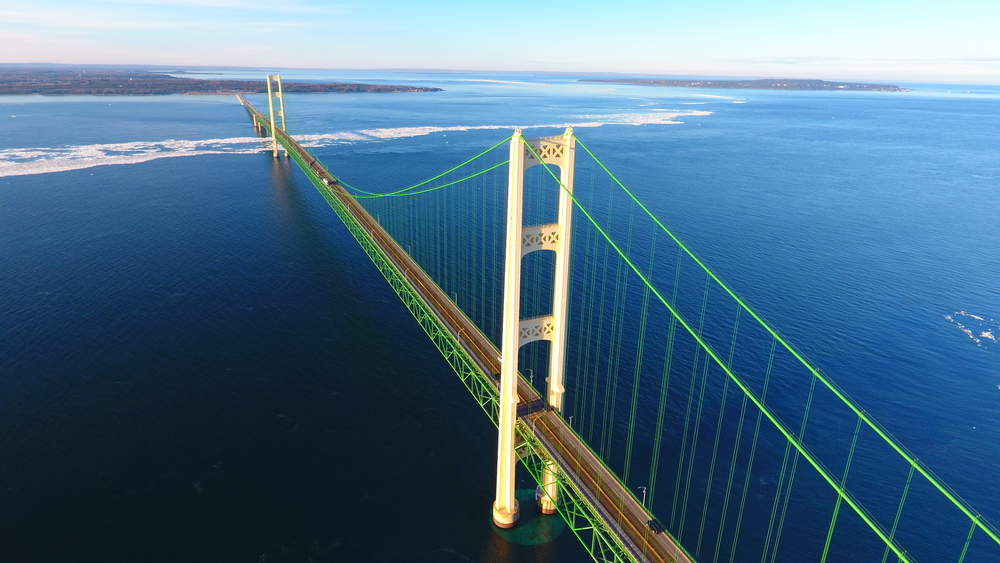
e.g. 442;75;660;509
712;328;749;560
770;374;819;563
671;274;711;531
727;338;777;563
586;206;614;445
573;161;597;430
523;139;917;563
646;246;683;511
621;231;656;484
574;164;599;434
820;417;864;563
881;465;915;563
571;135;1000;551
599;210;633;462
696;307;742;558
679;272;715;545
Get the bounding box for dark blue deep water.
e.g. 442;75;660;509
1;73;998;562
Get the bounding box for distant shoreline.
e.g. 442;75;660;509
0;68;442;96
580;78;911;92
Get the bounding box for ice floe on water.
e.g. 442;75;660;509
0;136;267;178
323;110;712;142
0;110;711;178
945;311;1000;348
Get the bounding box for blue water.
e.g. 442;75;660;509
1;72;998;562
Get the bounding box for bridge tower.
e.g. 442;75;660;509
265;74;289;159
494;128;575;528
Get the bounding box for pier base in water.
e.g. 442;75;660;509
536;485;557;515
493;500;520;529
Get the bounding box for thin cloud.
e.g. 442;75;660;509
0;6;344;31
97;0;348;16
0;30;43;41
0;9;197;29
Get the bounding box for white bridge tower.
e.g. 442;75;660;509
265;74;288;159
494;128;576;528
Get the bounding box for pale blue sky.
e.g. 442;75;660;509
1;0;997;83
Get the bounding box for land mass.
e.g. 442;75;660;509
580;78;910;91
0;68;442;95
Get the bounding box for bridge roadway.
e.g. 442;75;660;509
237;94;692;563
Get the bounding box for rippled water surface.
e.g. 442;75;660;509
1;72;998;562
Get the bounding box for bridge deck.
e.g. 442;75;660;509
237;94;692;563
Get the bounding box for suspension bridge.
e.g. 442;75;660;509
236;76;999;563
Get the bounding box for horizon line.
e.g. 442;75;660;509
2;62;998;86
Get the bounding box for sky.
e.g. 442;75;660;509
1;0;998;83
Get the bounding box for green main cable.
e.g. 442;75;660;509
352;161;508;199
524;140;915;563
573;135;1000;548
343;136;511;197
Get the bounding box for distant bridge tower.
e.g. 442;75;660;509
265;74;288;159
494;128;575;528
